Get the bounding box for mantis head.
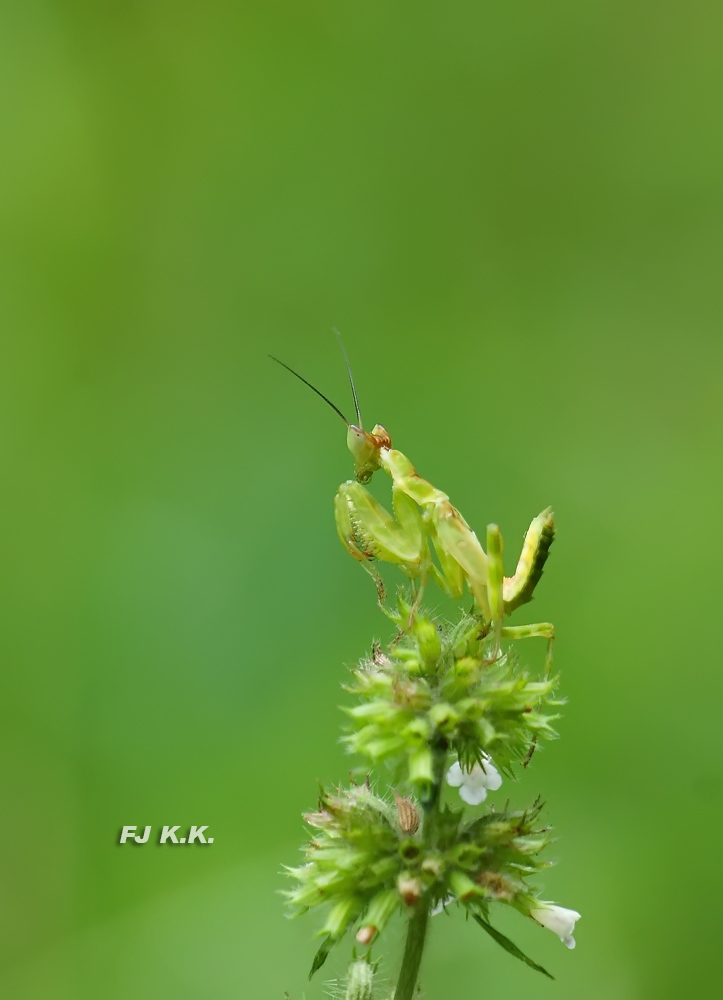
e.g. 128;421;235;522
347;424;392;484
272;334;392;484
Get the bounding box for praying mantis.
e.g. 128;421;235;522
271;342;555;670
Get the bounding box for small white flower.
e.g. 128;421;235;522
446;757;502;805
430;894;453;916
530;903;581;949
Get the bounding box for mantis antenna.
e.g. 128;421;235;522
333;329;362;428
269;355;349;426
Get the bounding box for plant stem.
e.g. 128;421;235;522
393;744;446;1000
394;904;429;1000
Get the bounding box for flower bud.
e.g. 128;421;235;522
395;593;414;622
344;958;375;1000
403;717;432;743
449;870;481;902
397;872;423;905
481;819;514;842
408;747;434;787
322;897;360;939
530;902;581;949
358;888;400;941
303;810;333;829
415;618;442;668
421;854;444;878
396;652;424;675
455;655;479;681
442;655;480;699
428;701;460;734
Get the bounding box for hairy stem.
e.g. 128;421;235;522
393;744;446;1000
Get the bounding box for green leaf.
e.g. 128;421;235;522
309;935;333;979
471;913;554;980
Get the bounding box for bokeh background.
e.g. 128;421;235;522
2;2;722;998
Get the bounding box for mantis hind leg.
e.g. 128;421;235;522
499;622;555;768
500;622;555;675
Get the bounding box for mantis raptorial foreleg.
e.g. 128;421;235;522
335;481;426;576
335;448;494;618
335;479;472;616
333;492;387;601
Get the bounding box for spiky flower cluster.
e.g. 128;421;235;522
344;600;560;794
285;598;575;982
286;781;553;966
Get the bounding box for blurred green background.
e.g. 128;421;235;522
2;2;722;998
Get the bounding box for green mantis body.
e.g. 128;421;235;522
336;421;555;665
272;348;555;667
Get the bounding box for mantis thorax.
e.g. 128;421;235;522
347;424;392;484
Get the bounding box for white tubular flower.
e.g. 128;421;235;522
430;894;453;916
446;757;502;805
530;903;581;949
